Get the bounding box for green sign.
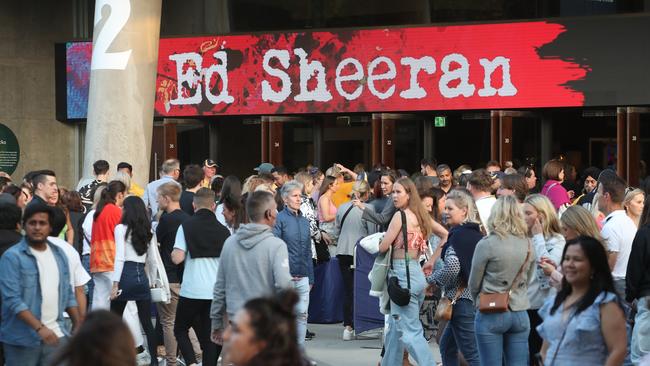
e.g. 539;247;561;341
0;123;19;175
434;116;446;127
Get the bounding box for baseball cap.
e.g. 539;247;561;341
254;163;275;174
204;159;219;168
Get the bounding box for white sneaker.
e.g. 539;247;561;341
136;350;151;366
343;328;354;341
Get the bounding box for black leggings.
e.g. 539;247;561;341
174;297;221;366
337;254;354;328
110;299;158;366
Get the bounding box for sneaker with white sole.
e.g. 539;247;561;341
343;328;354;341
136;350;151;366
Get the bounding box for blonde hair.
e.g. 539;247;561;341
395;177;433;238
524;194;562;238
446;189;481;225
488;195;528;238
560;205;604;242
294;172;312;190
349;180;370;198
112;172;131;193
624;188;645;211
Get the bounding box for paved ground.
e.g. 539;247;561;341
305;323;384;366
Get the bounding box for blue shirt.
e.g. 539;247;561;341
0;239;76;347
273;207;314;284
173;226;219;300
143;175;179;221
537;291;619;365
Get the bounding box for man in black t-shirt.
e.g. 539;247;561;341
27;170;67;236
155;182;190;366
78;160;109;213
179;164;204;216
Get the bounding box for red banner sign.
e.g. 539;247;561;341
155;22;587;116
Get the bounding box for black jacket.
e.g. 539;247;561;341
626;224;650;302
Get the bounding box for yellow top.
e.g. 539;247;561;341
129;182;145;198
331;181;355;208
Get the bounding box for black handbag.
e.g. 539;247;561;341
387;210;411;307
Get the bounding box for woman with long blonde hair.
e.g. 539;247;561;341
469;195;536;365
427;188;483;365
377;177;436;366
521;194;566;364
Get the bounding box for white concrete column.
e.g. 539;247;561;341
83;0;162;187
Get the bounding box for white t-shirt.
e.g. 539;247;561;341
475;195;497;233
29;245;63;337
173;226;219;300
81;209;95;256
48;237;91;289
601;210;637;279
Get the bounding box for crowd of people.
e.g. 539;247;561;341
0;155;650;366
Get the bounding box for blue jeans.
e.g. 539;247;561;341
474;310;529;366
82;254;94;310
632;297;650;363
4;338;65;366
293;277;310;345
440;298;480;366
382;260;435;366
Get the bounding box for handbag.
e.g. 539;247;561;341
150;278;169;303
478;241;531;313
434;286;464;321
387;210;411;307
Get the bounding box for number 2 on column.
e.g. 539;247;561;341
91;0;132;70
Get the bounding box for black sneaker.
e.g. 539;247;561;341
306;329;315;340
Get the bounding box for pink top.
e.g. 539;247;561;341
318;197;336;222
394;230;429;253
541;180;570;211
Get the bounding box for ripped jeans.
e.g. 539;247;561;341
293;277;310;345
382;259;435;366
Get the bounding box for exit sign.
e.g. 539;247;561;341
434;116;446;127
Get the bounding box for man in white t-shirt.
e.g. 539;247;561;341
0;204;80;365
467;169;496;233
48;236;91;320
599;175;638;297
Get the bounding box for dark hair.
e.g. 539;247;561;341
94;181;126;221
641;196;650;227
271;166;288;175
601;175;627;204
23;202;53;227
414;175;434;193
436;164;452;175
319;176;337;197
551;236;622;316
542;159;564;181
2;185;21;201
120;197;152;256
243;290;306;366
581;166;601;182
183;164;204;189
501;174;528;203
61;191;84;213
419;187;446;221
468;169;493;192
420;158;437;169
211;176;225;199
219;176;242;204
222;194;246;231
0;203;21;230
380;170;399;184
486;160;501;169
518;165;535;179
0;177;10;191
246;190;275;222
93;160;110;175
50;310;136;366
117;162;133;173
32;170;56;191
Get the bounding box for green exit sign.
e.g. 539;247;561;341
434;116;446;127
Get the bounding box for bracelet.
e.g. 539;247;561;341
35;324;44;332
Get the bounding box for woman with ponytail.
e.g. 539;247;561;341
222;289;310;366
91;180;127;310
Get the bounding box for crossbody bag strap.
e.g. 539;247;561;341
339;205;355;232
400;210;411;290
507;239;532;293
550;311;576;366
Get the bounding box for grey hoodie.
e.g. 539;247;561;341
210;223;292;330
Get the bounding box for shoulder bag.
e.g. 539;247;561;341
387;210;411;307
478;241;531;313
434;285;464;321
